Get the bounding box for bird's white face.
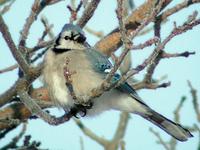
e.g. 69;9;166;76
53;29;86;51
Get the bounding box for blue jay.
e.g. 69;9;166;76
43;24;193;141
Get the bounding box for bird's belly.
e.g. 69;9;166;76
71;70;104;103
48;72;74;108
86;89;123;116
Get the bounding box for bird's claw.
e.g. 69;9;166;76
70;102;93;118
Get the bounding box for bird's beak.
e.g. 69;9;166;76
77;34;86;43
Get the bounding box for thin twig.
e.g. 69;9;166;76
19;0;42;48
74;119;108;146
80;136;85;150
113;112;130;142
162;51;196;59
188;81;200;122
0;126;17;139
133;81;171;90
0;15;30;74
158;0;200;21
84;26;104;38
18;91;74;125
142;17;200;84
0;64;18;74
174;96;186;123
131;37;160;50
18;0;62;48
41;16;55;39
0;0;15;15
104;0;132;85
77;0;101;28
149;127;170;150
0;64;42;107
29;40;54;53
0;123;27;150
169;96;186;150
112;0;165;85
67;0;83;23
95;0;172;56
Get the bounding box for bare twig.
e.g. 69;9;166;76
31;48;48;63
0;0;12;5
162;51;196;59
114;0;165;85
67;0;83;23
0;126;17;139
41;16;55;39
84;26;104;38
188;81;200;122
77;0;101;28
104;0;132;85
113;112;130;143
173;96;186;123
95;0;172;56
19;0;42;48
119;52;132;75
119;140;126;150
0;118;20;128
43;0;64;5
144;16;200;84
0;64;41;107
169;96;187;150
80;137;85;150
18;91;74;125
38;20;53;43
28;16;54;62
74;119;108;146
133;81;171;90
149;127;170;150
0;64;18;74
158;0;200;21
0;15;30;74
0;0;15;14
1;123;27;150
18;0;62;49
29;40;54;53
131;37;160;50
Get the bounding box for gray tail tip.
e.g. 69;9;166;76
176;124;194;142
184;133;194;141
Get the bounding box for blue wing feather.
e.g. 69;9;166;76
117;82;147;106
85;48;112;72
113;74;148;106
85;48;147;106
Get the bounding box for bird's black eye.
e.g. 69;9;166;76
64;36;70;40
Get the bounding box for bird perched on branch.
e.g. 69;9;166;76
43;24;193;141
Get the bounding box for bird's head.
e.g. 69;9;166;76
53;24;86;53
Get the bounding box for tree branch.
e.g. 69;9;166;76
95;0;172;56
77;0;101;28
0;15;30;74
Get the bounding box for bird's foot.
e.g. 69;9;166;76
70;102;93;118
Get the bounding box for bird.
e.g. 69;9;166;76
43;24;193;141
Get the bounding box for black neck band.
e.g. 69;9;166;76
52;47;71;54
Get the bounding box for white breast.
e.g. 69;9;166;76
43;49;74;108
51;73;74;108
